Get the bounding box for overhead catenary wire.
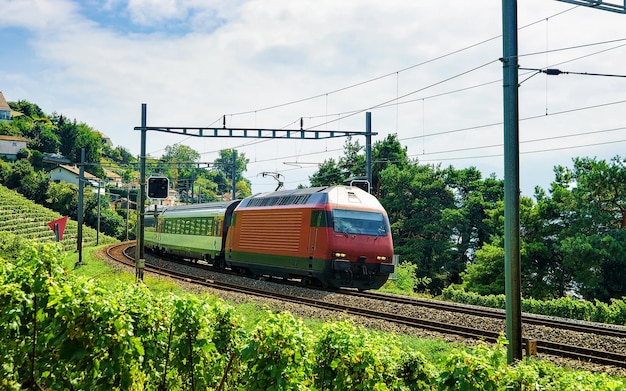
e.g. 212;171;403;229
222;6;580;119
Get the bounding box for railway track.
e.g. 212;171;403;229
105;241;626;369
346;290;626;340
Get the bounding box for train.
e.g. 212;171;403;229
144;185;395;290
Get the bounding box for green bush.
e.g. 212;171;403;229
314;321;402;390
442;285;626;326
2;241;624;390
380;261;431;295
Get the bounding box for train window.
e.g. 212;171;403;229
215;217;222;236
247;194;312;207
311;210;330;227
332;209;387;236
197;218;204;235
207;218;214;236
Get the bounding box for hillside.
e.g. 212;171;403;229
0;184;117;251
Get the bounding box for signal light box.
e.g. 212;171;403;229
148;176;169;199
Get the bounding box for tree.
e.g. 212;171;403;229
441;167;503;284
75;123;104;177
52;115;78;160
379;163;455;294
466;195;566;299
9;100;45;118
45;182;79;217
338;137;365;180
212;149;250;197
0;121;21;137
462;243;506;295
309;158;344;187
372;133;410;196
468;156;626;301
4;159;34;190
550;156;626;301
29;124;60;154
160;144;201;198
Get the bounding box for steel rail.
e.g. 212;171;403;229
345;290;626;339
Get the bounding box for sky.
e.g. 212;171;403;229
1;0;626;197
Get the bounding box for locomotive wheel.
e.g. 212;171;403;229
341;270;353;285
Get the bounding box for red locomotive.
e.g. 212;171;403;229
225;185;394;289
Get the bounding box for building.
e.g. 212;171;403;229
0;135;28;160
0;91;11;122
103;168;123;187
47;164;102;192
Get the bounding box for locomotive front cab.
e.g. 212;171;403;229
329;208;394;288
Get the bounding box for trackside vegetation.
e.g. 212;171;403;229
442;285;626;326
1;237;624;390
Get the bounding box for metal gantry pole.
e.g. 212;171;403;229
126;185;130;241
231;150;237;200
96;180;101;245
76;148;85;267
502;0;522;363
135;103;147;281
365;112;372;193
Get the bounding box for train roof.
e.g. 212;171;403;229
157;200;240;218
238;185;385;211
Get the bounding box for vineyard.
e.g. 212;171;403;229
1;236;624;390
0;184;117;251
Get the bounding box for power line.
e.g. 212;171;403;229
156;8;594;158
220;97;626;180
161;35;626;159
223;6;580;119
520;67;626;78
519;37;626;59
411;125;626;158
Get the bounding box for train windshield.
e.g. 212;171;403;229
332;209;388;236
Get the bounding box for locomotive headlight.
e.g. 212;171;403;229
334;252;346;258
377;256;388;261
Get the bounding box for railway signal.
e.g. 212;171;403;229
148;176;169;199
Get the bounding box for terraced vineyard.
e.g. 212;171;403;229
0;184;117;251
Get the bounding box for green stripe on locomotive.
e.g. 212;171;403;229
227;251;331;274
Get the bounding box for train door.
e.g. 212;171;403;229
308;210;325;256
